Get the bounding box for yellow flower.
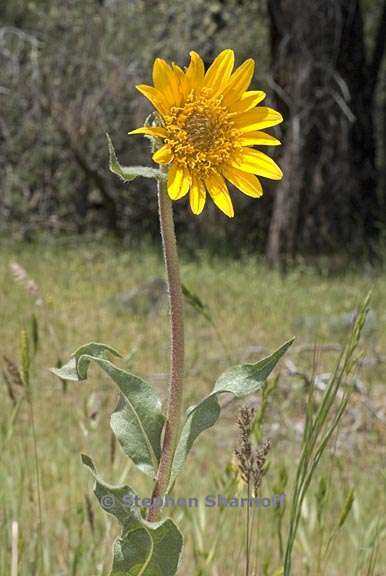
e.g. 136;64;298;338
129;49;283;217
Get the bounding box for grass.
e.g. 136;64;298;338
0;237;385;575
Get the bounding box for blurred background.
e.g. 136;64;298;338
1;0;386;262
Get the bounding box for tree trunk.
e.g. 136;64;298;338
266;0;386;264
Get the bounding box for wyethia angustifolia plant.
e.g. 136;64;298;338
52;49;292;575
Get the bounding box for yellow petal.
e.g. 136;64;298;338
167;164;191;200
204;49;235;93
205;172;234;217
152;58;182;106
233;107;283;132
223;165;263;198
152;145;173;165
230;91;266;113
189;176;206;215
237;130;281;146
222;59;255;104
185;51;205;92
136;84;169;116
152;58;168;89
172;63;189;99
128;126;167;139
232;148;283;180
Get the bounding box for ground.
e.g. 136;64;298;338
0;238;385;575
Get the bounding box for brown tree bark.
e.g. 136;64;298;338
266;0;386;264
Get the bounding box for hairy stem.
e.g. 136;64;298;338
147;174;185;522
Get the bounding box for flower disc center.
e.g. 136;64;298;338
185;113;218;151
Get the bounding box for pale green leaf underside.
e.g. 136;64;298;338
51;341;122;381
107;133;164;182
51;343;164;478
168;338;294;490
82;455;183;576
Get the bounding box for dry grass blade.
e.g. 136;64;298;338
11;520;18;576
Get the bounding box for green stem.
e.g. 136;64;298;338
147;173;185;522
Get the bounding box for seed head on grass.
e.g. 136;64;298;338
3;356;24;388
2;355;24;405
9;262;43;305
235;406;271;495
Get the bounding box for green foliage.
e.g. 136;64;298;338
30;313;39;355
19;329;30;390
315;476;328;525
52;335;293;573
52;343;165;478
338;489;355;529
107;134;164;184
169;338;294;489
82;455;183;576
282;294;371;576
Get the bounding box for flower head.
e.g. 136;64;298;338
130;49;283;217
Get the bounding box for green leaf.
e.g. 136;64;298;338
113;518;183;576
51;343;165;478
107;133;164;182
338;488;354;528
82;454;141;526
213;338;294;396
168;338;294;489
82;455;183;576
51;342;121;381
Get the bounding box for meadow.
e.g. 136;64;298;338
0;238;385;575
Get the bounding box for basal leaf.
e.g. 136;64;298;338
168;338;294;489
51;343;165;478
82;455;183;576
113;518;183;576
107;133;164;182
